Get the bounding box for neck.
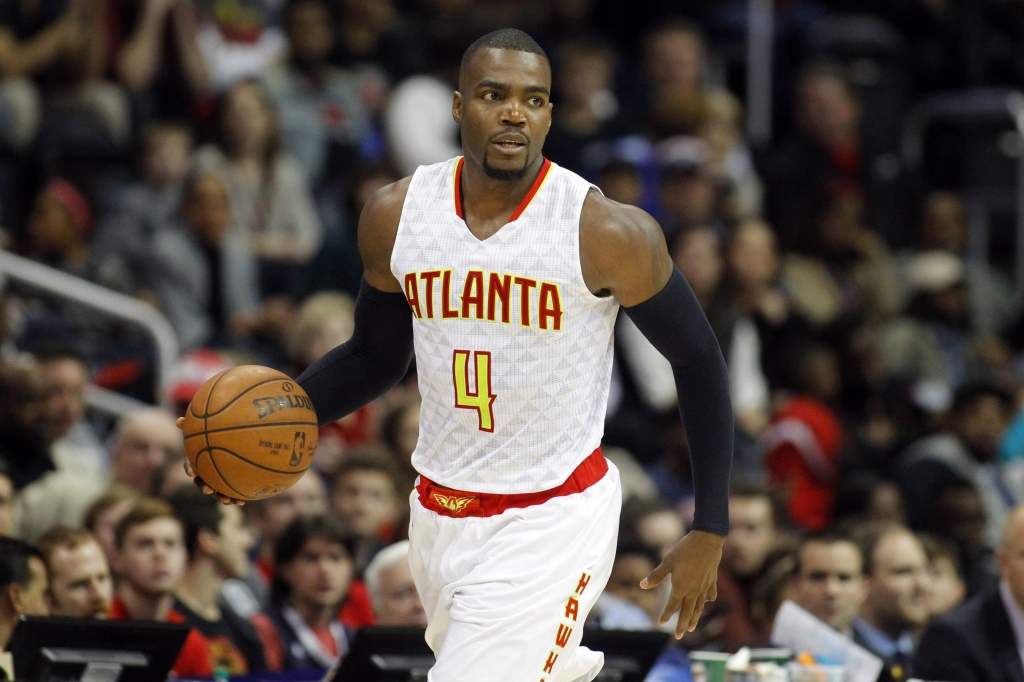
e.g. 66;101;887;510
460;154;544;222
118;583;173;621
175;558;224;621
0;609;14;652
289;597;336;629
859;609;904;641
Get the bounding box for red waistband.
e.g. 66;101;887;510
417;448;607;518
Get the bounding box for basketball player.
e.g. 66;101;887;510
187;29;732;682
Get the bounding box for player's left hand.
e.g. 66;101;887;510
639;530;724;638
176;417;246;506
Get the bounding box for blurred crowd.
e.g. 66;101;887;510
4;0;1024;680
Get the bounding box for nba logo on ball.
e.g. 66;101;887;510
182;366;319;501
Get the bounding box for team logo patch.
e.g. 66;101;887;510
433;494;475;514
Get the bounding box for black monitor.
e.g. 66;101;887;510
8;616;191;682
332;627;668;682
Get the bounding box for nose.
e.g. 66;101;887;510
500;100;526;127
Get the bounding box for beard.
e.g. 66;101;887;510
482;151;530;181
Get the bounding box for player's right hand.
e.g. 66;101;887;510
176;416;246;506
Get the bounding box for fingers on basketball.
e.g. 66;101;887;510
180;366;318;503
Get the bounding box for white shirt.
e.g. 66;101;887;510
999;580;1024;670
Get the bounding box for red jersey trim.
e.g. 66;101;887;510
417;447;607;518
509;158;552;222
454;157;465;219
452;157;553;223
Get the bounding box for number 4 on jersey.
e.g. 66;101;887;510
452;350;497;432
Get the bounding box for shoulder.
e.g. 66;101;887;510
578;189;672;305
360;176;413;234
580;189;664;250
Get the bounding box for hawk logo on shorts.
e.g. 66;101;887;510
434;494;475;514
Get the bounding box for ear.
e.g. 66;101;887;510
7;584;24;616
196;527;220;557
452;92;463;125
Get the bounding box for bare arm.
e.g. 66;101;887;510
168;0;209;95
0;21;72;78
114;0;174;92
580;190;731;637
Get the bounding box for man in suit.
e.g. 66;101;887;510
913;504;1024;682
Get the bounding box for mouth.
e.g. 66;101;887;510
490;135;528;154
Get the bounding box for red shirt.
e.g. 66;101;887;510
110;597;214;678
338;580;375;629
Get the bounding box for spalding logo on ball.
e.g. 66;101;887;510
182;366;319;500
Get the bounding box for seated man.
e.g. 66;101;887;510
166;486;266;674
37;526;112;619
789;530;866;637
0;538;48;680
364;541;427;627
914;503;1024;681
110;498;212;679
853;524;931;682
329;449;401;572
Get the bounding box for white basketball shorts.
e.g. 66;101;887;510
408;449;621;682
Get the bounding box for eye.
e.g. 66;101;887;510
484;91;500;101
529;97;544;106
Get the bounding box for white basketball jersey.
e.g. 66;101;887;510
391;156;619;494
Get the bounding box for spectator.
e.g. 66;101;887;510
620;498;686;560
722;482;795;641
109;498;212;679
196;79;322;268
248;470;327;593
896;382;1014;550
596;542;661;629
37;526;111;619
644;21;719;138
92;122;195;295
880;251;1001;391
0;357;54;489
789;530;866;636
83;485;144;571
656;138;724;242
913;503;1024;681
0;538;47;677
113;0;210;120
915;192;1017;337
780;188;901;330
167;486;266;674
763;61;905;249
364;540;426;626
544;39;634;173
0;0;130;146
929;478;996;595
23;178;99;282
0;461;14;538
852;524;931;682
329;0;426;82
263;0;369;187
16;407;181;541
263;515;354;669
195;0;286;93
919;533;967;618
165;349;234;418
764;345;845;530
329;449;401;573
36;346;105;476
149;170;259;349
696;91;763;220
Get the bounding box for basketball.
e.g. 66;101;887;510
182;365;319;501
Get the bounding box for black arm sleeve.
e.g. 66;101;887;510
622;268;733;536
297;278;414;426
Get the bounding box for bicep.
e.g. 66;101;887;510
357;180;409;293
579;193;674;307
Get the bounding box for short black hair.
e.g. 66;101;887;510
460;29;548;78
167;485;224;560
0;537;43;593
951;381;1013;415
794;529;862;576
